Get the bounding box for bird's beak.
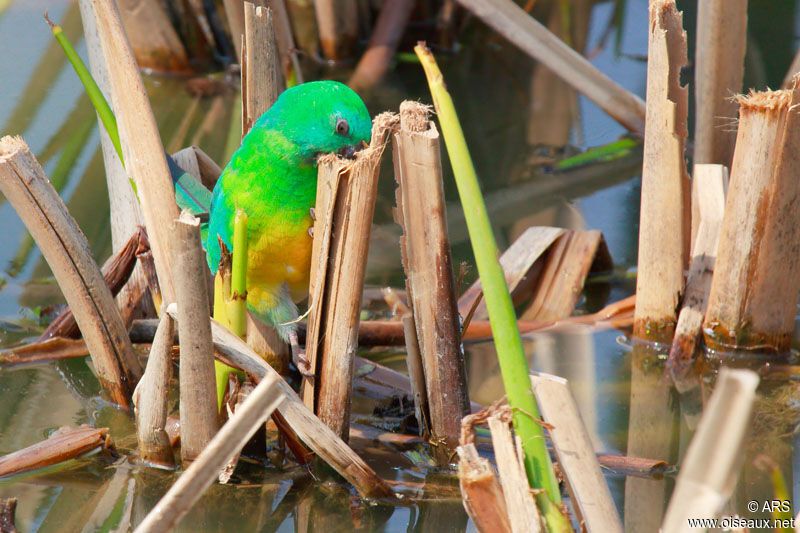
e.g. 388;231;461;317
337;140;369;160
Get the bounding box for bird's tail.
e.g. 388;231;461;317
168;156;212;243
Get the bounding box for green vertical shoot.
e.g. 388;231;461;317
415;43;570;532
227;209;248;337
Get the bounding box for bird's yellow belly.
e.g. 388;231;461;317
245;221;312;305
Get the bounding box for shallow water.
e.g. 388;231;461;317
1;0;800;531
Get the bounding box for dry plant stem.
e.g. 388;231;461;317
266;0;303;83
172;211;219;465
115;0;190;72
456;443;512;533
530;373;623;533
0;499;17;533
453;0;645;134
633;0;690;343
190;312;393;498
703;84;800;353
0;426;113;478
348;0;414;91
0;337;89;367
314;0;358;60
133;311;175;467
242;4;280;135
39;226;147;340
693;0;746;168
222;0;246;60
0;136;140;407
487;416;542;533
78;0;153;321
92;0;180;305
661;369;759;532
666;164;726;386
133;373;284;533
520;230;612;321
458;226;564;321
304;113;398;440
392;101;468;452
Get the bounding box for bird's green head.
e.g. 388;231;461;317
259;80;372;162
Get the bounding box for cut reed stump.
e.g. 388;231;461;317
172;211;219;464
0;499;17;533
302;112;399;440
116;0;190;72
661;369;759;532
314;0;359;61
0;136;141;407
93;0;181;305
456;444;512;533
666;164;726;385
392;101;468;454
242;3;281;136
703;83;800;354
693;0;746;169
133;311;175;467
633;0;690;343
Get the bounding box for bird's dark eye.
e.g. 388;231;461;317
335;118;349;136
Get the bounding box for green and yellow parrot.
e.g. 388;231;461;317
174;80;372;374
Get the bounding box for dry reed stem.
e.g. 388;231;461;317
133;373;284;533
348;0;414;91
0;136;141;407
78;0;154;323
172;211;219;465
693;0;746;169
133;311;175;467
266;0;303;83
456;443;512;533
222;0;246;60
314;0;358;60
193;313;394;499
0;426;114;478
242;4;280;135
303;112;399;440
92;0;180;305
487;415;542;533
0;499;17;533
633;0;690;342
458;226;564;322
703;82;800;353
392;101;468;453
666;164;726;386
531;373;622;533
115;0;190;72
661;369;759;531
453;0;645;134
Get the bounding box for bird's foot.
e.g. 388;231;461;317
289;330;314;378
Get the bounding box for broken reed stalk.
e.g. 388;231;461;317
0;426;114;478
172;211;219;464
693;0;746;169
77;0;154;320
633;0;690;343
415;44;568;532
703;84;800;353
133;311;175;467
92;0;180;305
453;0;645;134
0;499;17;533
530;373;623;533
456;443;512;533
392;100;469;454
348;0;414;91
242;3;281;135
661;369;759;531
303;113;398;441
314;0;358;61
487;415;542;533
114;0;190;72
194;313;394;498
133;373;284;533
0;136;141;407
666;164;726;385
